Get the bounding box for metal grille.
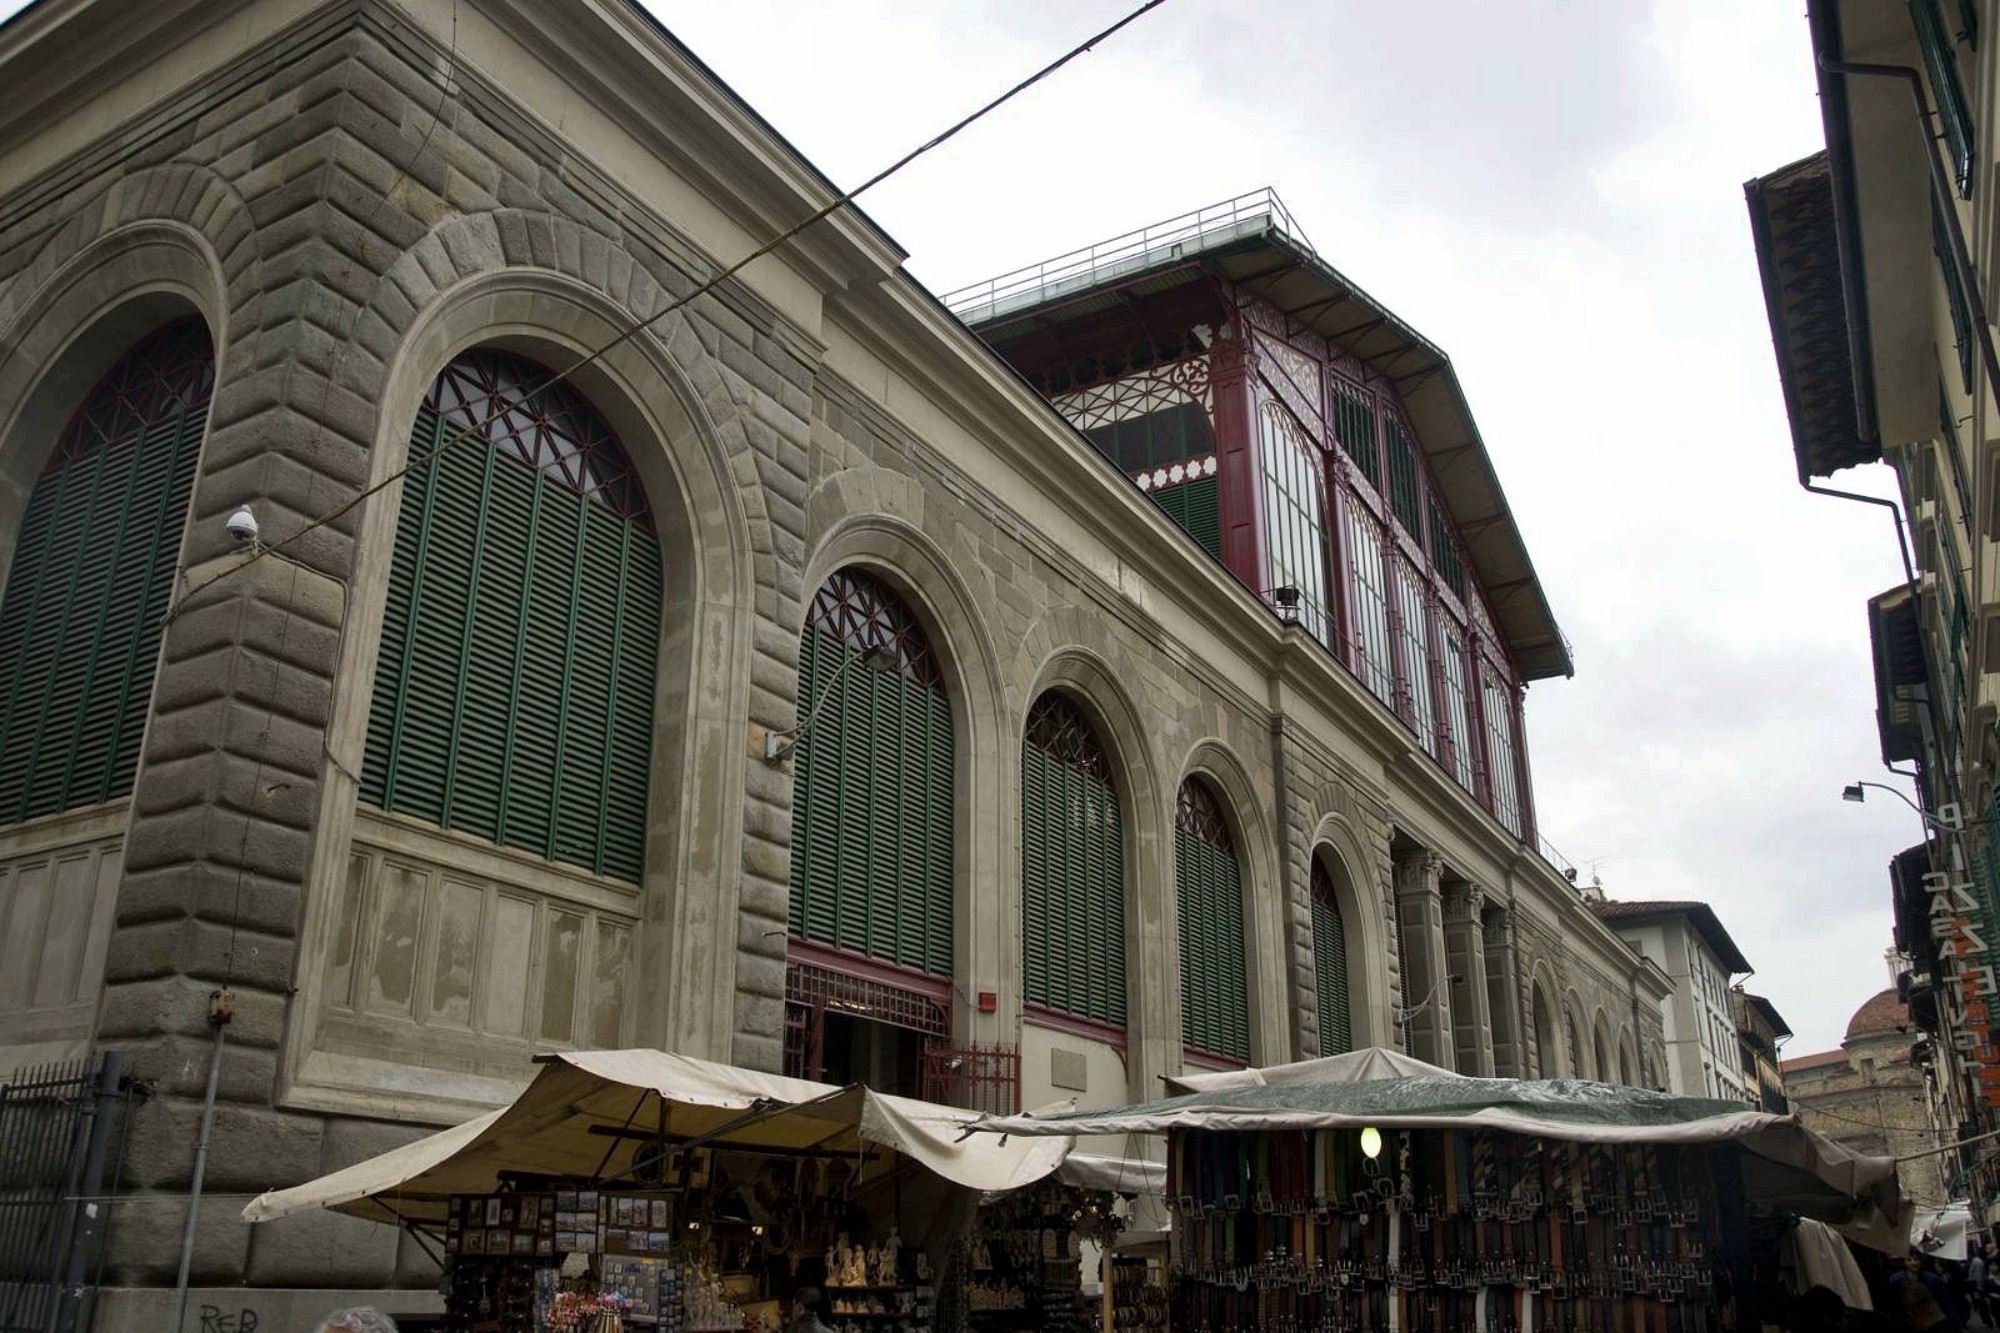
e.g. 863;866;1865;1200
921;1043;1020;1117
0;1054;138;1333
1175;776;1234;853
50;321;213;469
1024;693;1113;784
785;964;950;1036
426;348;651;526
804;569;945;690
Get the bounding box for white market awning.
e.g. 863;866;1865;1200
244;1049;1068;1226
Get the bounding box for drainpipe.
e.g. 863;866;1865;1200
1814;55;2000;409
1807;44;1999;594
1804;478;1917;590
172;988;233;1332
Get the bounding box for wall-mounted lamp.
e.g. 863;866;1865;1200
764;645;887;761
1396;973;1462;1025
1272;586;1301;625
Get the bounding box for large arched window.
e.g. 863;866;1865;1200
1176;777;1247;1063
1310;857;1353;1056
361;349;661;881
789;568;952;975
1021;691;1124;1029
0;321;211;820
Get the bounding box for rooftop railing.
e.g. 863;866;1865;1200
942;187;1315;326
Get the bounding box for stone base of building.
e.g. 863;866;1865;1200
92;1286;443;1333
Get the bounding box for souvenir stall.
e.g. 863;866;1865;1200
970;1048;1908;1333
244;1051;1068;1333
958;1152;1165;1333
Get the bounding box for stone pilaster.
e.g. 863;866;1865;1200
1443;882;1493;1076
1482;904;1527;1077
1394;849;1451;1069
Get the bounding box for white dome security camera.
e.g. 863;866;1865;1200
224;505;260;547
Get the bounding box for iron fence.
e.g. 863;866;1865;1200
0;1052;138;1333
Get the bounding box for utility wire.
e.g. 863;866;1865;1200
172;0;1172;611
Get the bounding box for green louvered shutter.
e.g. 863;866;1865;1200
788;571;954;976
1312;860;1353;1055
1915;0;1977;196
1022;694;1125;1027
362;353;661;882
1176;781;1248;1062
0;323;209;822
1150;475;1223;561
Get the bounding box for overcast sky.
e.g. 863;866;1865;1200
0;0;1909;1055
643;0;1911;1056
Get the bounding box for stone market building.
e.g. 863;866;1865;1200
0;0;1669;1322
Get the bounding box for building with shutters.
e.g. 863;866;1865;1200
1588;899;1755;1101
1745;0;2000;1212
0;0;1668;1320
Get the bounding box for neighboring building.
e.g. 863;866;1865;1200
1784;988;1952;1206
1591;899;1754;1100
0;0;1667;1322
1734;991;1793;1113
1746;0;2000;1212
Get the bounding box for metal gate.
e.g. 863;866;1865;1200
0;1053;139;1333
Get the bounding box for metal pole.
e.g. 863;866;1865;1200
56;1052;122;1333
171;1016;227;1333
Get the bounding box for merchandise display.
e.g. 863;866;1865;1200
961;1178;1123;1332
1167;1127;1730;1333
1103;1251;1167;1333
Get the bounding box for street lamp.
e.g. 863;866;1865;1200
1841;780;1967;832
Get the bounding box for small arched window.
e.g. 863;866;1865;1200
789;568;953;975
362;348;662;880
1311;858;1353;1056
1021;691;1123;1028
1531;984;1559;1078
1176;777;1247;1063
0;320;212;820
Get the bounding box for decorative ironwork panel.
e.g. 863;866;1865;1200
804;569;945;690
785;963;950;1036
427;348;651;526
1024;693;1113;785
1055;357;1214;474
1175;777;1234;853
50;322;213;469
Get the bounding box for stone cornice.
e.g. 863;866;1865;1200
471;0;905;295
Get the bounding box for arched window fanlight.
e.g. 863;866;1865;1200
789;568;952;975
1021;691;1124;1028
1176;777;1247;1062
362;347;662;881
0;319;212;821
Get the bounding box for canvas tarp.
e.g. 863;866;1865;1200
970;1049;1907;1251
242;1049;1068;1226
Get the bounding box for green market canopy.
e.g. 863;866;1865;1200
971;1049;1907;1251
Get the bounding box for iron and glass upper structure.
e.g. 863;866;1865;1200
948;190;1569;843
